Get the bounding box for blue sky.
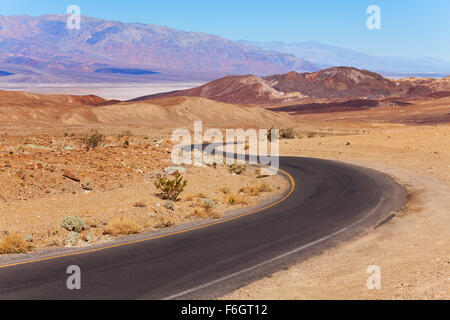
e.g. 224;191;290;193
1;0;449;61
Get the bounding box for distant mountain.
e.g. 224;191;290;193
0;15;318;80
240;41;450;76
132;67;440;104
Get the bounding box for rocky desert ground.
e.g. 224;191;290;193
0;125;289;256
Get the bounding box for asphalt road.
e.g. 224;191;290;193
0;155;406;300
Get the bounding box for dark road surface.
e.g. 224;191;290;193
0;155;406;300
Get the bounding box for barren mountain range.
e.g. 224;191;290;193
132;67;450;105
0;14;317;82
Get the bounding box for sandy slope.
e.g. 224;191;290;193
0;90;293;128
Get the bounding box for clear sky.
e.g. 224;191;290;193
1;0;449;61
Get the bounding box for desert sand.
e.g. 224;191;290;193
224;102;450;300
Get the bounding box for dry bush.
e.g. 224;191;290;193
225;194;249;206
227;163;248;175
280;128;296;139
189;201;221;219
239;185;261;196
154;215;176;228
104;216;141;236
258;183;272;193
82;130;104;149
154;172;187;201
0;234;31;254
239;183;272;196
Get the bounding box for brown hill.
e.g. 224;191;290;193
132;67;436;105
0;90;293;128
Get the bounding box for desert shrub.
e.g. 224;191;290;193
82;130;104;149
227;163;248;175
154;172;188;201
61;216;88;233
225;194;249;206
104;216;141;236
280;128;296;139
0;234;31;254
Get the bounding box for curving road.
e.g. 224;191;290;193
0;154;406;300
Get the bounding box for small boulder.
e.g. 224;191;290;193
164;166;186;175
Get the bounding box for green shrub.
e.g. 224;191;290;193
61;216;88;233
154;172;188;201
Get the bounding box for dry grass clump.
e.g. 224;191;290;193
220;187;232;195
133;201;147;208
154;215;176;228
188;198;221;219
104;216;141;236
0;234;31;254
184;194;195;201
197;192;207;199
239;183;272;196
225;194;249;206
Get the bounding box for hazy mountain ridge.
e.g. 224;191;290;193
0;14;318;78
240;40;450;76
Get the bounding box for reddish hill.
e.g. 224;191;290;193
133;67;435;105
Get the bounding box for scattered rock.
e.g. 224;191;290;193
81;180;93;191
164;200;175;211
346;142;352;146
164;166;186;175
203;199;216;208
25;234;33;243
63;170;81;182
